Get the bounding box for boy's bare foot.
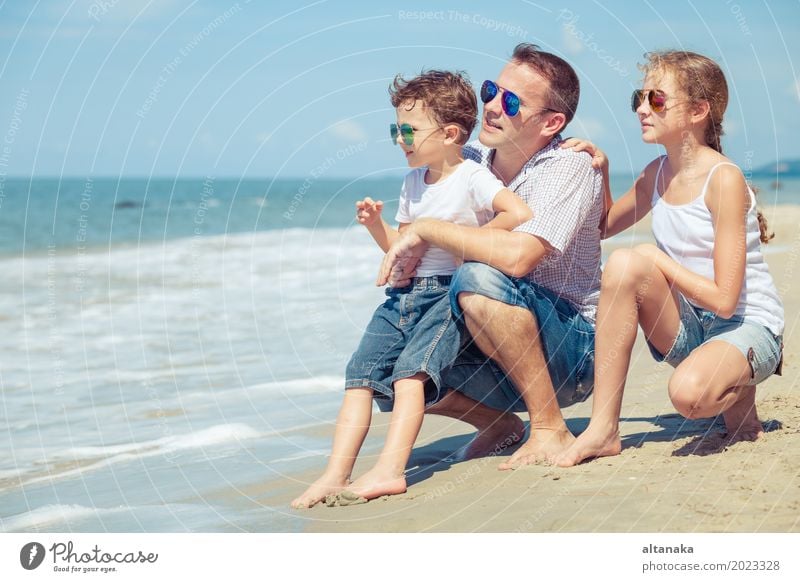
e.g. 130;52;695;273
324;490;369;507
550;425;622;467
722;389;764;444
446;413;525;462
291;474;348;509
342;467;407;500
498;427;575;470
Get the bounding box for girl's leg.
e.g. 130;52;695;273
345;373;427;500
668;341;762;440
291;387;373;508
553;248;684;467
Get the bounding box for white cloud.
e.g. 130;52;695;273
329;119;368;142
791;79;800;103
569;116;605;140
562;28;584;55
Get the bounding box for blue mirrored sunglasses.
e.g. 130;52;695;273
480;80;521;117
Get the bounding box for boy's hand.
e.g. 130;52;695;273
356;197;384;227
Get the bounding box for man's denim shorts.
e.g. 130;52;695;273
440;262;596;412
345;275;460;411
647;294;783;384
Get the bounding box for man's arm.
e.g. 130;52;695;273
377;219;551;286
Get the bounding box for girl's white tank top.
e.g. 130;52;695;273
650;156;784;335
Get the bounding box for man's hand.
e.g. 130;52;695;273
355;197;384;227
377;226;428;287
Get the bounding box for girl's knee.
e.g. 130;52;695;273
668;368;714;419
602;249;652;292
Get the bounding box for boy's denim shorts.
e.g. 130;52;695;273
345;275;460;411
439;262;596;412
646;293;783;384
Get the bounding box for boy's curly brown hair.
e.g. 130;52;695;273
389;70;477;145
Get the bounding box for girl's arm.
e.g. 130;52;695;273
561;138;658;238
636;165;748;318
481;188;533;230
602;160;659;239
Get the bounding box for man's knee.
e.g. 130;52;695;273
450;262;507;320
452;262;505;295
457;291;491;321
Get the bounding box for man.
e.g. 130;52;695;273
379;43;604;468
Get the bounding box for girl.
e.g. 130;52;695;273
554;50;784;467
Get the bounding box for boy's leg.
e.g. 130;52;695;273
345;373;427;500
297;288;407;507
291;387;373;508
553;248;683;467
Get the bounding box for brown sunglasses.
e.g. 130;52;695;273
631;89;668;113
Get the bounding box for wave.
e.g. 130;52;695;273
4;423;264;491
1;504;129;532
56;423;262;461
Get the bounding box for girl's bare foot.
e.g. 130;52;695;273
722;388;764;444
342;467;407;500
291;474;348;509
550;424;622;467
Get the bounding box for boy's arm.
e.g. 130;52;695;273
357;197;404;253
365;218;405;253
482;188;533;230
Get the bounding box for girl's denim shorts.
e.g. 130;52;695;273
345;275;460;410
647;294;783;385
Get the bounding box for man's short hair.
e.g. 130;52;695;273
389;70;477;146
511;43;580;130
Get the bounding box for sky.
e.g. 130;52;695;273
0;0;798;180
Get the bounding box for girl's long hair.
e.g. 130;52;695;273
641;50;773;243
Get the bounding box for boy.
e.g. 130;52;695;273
291;70;531;508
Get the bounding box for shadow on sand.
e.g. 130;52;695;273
403;413;783;486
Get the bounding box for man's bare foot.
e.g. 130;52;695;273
343;467;407;500
550;424;622;467
498;428;575;470
722;389;764;444
446;413;525;462
291;474;348;509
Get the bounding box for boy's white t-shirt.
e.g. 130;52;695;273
395;159;506;276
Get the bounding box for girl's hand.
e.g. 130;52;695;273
560;137;608;171
355;197;384;227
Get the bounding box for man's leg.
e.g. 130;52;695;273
426;389;524;460
457;291;575;467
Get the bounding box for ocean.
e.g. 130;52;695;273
1;174;798;532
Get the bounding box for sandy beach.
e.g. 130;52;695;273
276;205;800;532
